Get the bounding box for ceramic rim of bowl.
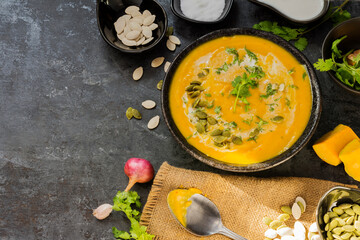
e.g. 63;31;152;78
162;28;322;172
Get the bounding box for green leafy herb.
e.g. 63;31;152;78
285;98;291;108
289;84;299;89
112;191;154;240
231;73;259;112
331;9;351;26
230;121;237;128
207;100;214;109
245;46;258;61
294;38;308;51
214;106;221;114
216;62;229;74
313;35;360;89
260;83;277;99
266;103;277;112
186;134;192;140
302;72;307;80
255;116;268;131
242;116;253;126
288;68;295;74
226;47;242;65
205;93;212;97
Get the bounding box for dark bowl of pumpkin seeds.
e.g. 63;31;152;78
162;28;322;172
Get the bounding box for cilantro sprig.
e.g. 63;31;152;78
253;0;351;51
313;35;360;90
112;191;155;240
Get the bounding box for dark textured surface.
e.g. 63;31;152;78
0;0;359;239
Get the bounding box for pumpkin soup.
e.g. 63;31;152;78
169;35;312;164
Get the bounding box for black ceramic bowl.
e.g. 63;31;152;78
316;186;360;240
96;0;167;53
162;28;322;172
171;0;233;24
322;17;360;95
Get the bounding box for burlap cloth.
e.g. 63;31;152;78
140;162;356;240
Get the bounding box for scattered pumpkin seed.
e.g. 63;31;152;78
232;136;243;145
277;213;290;222
151;57;165;68
169;35;181;45
185;85;194;91
165;26;173;37
210;129;223;136
193;85;205;91
197;68;209;78
195;111;207;119
192;98;200;108
142;100;156;109
213;136;228;144
281;206;292;215
263;217;272;226
198;100;208;108
164;61;171;72
222;129;231;137
157;80;163;90
166;39;176;51
195;122;205;134
190;80;202;85
345;209;355;216
249;128;260;138
324;213;330;224
292;202;302;220
132;66;143;81
269;220;283;230
271;116;284;123
339;204;353;210
190;91;200;98
126;107;133;120
207;116;217;125
329;219;339;231
132;108;142;119
333;207;345;216
297;201;305;213
147;115;160;129
199;120;207;126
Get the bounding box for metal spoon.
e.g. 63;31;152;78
168;193;248;240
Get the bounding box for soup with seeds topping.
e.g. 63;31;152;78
169;35;312;165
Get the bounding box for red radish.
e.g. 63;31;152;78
124;158;154;191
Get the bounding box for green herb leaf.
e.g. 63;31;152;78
313;59;336;71
242;116;253;125
214;106;221;114
294;38;308;51
285;98;291;108
260;83;277;99
205;93;212;97
331;9;351;26
230;121;237;128
289;84;299;89
245;46;258;61
332;35;347;58
288;68;295;74
302;72;307;80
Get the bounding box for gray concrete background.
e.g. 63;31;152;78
0;0;359;239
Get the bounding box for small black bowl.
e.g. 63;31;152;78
171;0;233;24
248;0;329;24
322;17;360;95
96;0;167;53
161;28;322;172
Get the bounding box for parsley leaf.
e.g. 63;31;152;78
260;83;277;99
331;9;351;26
112;191;155;240
313;59;336;71
294;38;308;51
214;106;221;114
332;35;347;58
245;46;258;61
231;73;259;112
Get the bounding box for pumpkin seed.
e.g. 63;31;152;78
343;225;356;232
126;30;141;40
147;115;160;130
207;116;217;125
339;204;353;210
198;100;208;108
214;142;225;147
143;15;155;26
114;17;126;34
328;231;334;240
213;136;228;144
142;37;154;45
322;213;331;222
157;80;163;90
210;129;223;136
195;122;205;134
271;116;284;123
192;98;200;108
169;35;181;45
333;234;342;240
193;85;205;91
126;107;133;120
142;9;151;17
151;57;165;68
195;111;207;119
164;61;171;72
334;207;345;215
190;91;200;98
340;233;352;239
185;85;194;91
263;217;272;226
142;100;156;109
132;108;142;119
222;129;231;137
345;209;355;216
333;227;344;235
249;128;260;138
329;212;339;218
329;219;339;231
346;216;354;225
277;213;290;222
292;202;302;220
149;23;158;30
281;205;292;215
121;38;137;46
199;119;207;126
337;218;346;226
190;80;202;85
133;66;143;80
197;68;209;78
353;205;360;215
309;222;318;233
125;6;140;14
142;26;152;38
166;39;176;51
165;26;173;37
232;136;243;145
297;201;305;213
269;220;283;230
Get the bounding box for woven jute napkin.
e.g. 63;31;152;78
140;162;356;240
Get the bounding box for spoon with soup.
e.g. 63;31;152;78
167;188;247;240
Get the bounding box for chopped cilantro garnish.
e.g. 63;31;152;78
205;93;212;97
214;106;221;114
245;46;258;61
289;84;299;89
302;72;307;80
242;116;253;126
230;121;237;128
231;73;259;112
285;98;291;108
288;68;295;74
260;83;277;99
